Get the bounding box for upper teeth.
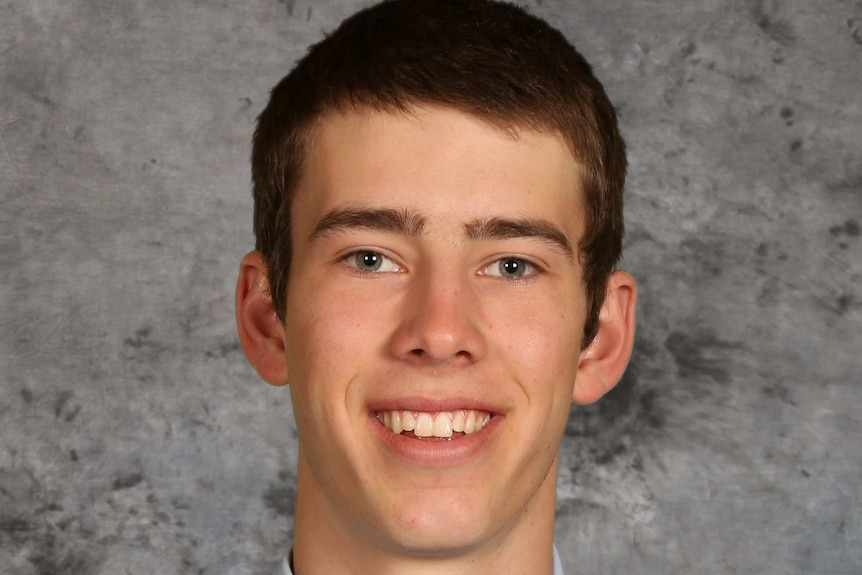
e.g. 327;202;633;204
378;410;491;438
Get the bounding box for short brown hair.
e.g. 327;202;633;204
251;0;626;346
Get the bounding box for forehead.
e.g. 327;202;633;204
294;104;585;234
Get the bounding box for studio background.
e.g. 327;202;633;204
2;1;860;573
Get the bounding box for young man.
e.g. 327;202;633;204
235;1;637;573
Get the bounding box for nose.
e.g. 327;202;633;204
388;268;487;366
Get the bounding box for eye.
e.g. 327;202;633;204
344;250;402;274
482;257;538;279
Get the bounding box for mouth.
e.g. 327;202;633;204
374;409;492;440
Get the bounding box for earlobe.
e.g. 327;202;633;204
572;271;637;404
235;251;290;386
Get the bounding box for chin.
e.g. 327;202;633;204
381;527;489;558
373;498;499;557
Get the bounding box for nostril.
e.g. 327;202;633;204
407;347;472;363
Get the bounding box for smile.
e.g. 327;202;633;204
375;409;492;439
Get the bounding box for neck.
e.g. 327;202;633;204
291;455;559;575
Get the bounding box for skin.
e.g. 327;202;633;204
236;105;637;575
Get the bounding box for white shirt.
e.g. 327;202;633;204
277;545;565;574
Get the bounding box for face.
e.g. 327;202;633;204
283;105;588;555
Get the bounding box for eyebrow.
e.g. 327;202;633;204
308;207;573;258
309;207;427;242
464;216;574;257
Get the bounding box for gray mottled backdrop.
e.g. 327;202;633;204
2;0;860;573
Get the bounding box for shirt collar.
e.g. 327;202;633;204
278;545;565;575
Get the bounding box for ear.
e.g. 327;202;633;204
235;251;289;386
572;270;637;404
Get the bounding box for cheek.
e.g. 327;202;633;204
489;297;583;382
285;285;390;390
285;300;369;459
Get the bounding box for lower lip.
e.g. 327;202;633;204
368;413;501;466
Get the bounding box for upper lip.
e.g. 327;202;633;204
367;396;505;415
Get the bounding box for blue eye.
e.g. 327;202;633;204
499;258;525;277
483;257;537;279
355;251;382;271
345;250;401;273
